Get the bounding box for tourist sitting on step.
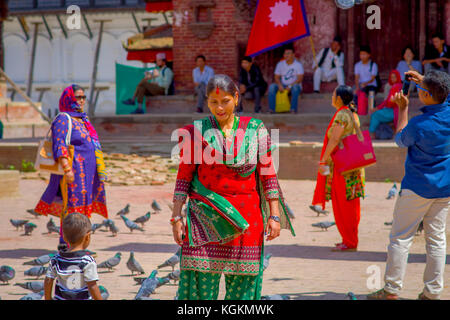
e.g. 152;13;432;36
122;52;174;114
369;70;403;140
238;56;267;114
268;46;304;114
353;45;381;116
422;33;450;75
193;54;215;113
312;36;345;94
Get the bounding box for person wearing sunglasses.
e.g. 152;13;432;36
34;84;109;252
368;70;450;300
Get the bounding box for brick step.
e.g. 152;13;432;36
0;100;44;122
1;121;49;139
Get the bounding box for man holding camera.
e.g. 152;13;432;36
122;52;174;114
367;70;450;300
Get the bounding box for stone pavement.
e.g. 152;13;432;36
0;178;449;300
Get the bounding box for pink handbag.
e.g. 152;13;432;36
331;109;376;175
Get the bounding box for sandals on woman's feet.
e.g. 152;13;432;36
331;243;357;252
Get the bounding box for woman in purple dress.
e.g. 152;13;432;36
35;85;108;250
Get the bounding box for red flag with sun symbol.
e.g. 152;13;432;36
246;0;310;57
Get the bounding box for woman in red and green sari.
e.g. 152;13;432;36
171;75;295;300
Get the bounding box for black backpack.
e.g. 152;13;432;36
369;61;382;93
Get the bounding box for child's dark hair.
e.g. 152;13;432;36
335;85;357;112
242;56;252;63
62;212;91;245
401;46;416;59
206;74;240;100
422;70;450;103
360;45;371;54
195;54;206;62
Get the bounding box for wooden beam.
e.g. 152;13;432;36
131;12;142;33
0;67;51;124
27;22;41;98
82;13;93;39
56;14;68;39
42;15;53;40
17;16;30;41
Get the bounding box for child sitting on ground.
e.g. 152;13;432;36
44;213;102;300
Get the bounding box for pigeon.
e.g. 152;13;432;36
116;204;130;216
10;219;29;230
386;183;398;200
99;285;109;300
312;221;336;231
151;200;162;212
46;218;57;234
24;266;47;279
14;281;44;293
126;252;145;275
156;276;171;288
261;294;290;300
120;215;144;232
134;270;159;300
23;253;56;266
416;220;424;235
91;223;103;234
102;219;114;230
0;266;15;284
347;292;357;300
285;203;295;219
98;252;122;271
109;223;119;237
164;269;180;284
26;209;40;218
20;290;44;300
133;212;151;227
262;253;272;272
24;222;37;235
157;248;181;272
47;225;60;234
309;205;329;216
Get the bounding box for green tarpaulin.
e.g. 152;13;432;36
115;63;156;115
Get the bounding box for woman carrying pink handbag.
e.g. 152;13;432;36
311;85;368;252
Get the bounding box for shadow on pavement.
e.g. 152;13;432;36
101;242;180;253
0;248;55;259
264;244;450;264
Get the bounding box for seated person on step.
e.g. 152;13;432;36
238;56;267;114
313;36;345;93
122;52;174;114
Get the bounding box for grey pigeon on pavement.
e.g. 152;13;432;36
116;204;130;216
134;270;159;300
164;269;181;284
133;212;151;227
120;215;144;232
126;252;145;275
103;219;119;236
26;209;40;218
309;205;329;216
10;219;29;230
0;266;15;284
102;219;114;230
109;223;119;236
312;221;336;231
99;285;109;300
157;248;181;272
156;276;171;288
14;281;44;293
386;183;398;200
24;266;47;279
24;222;37;235
263;253;272;272
151;200;162;212
47;225;60;234
98;252;122;271
20;290;44;300
261;294;290;300
23;253;56;266
91;223;103;234
46;218;57;234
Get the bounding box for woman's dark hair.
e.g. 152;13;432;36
242;56;252;63
206;74;240;101
196;54;206;62
335;85;357;112
72;84;84;93
401;46;416;59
